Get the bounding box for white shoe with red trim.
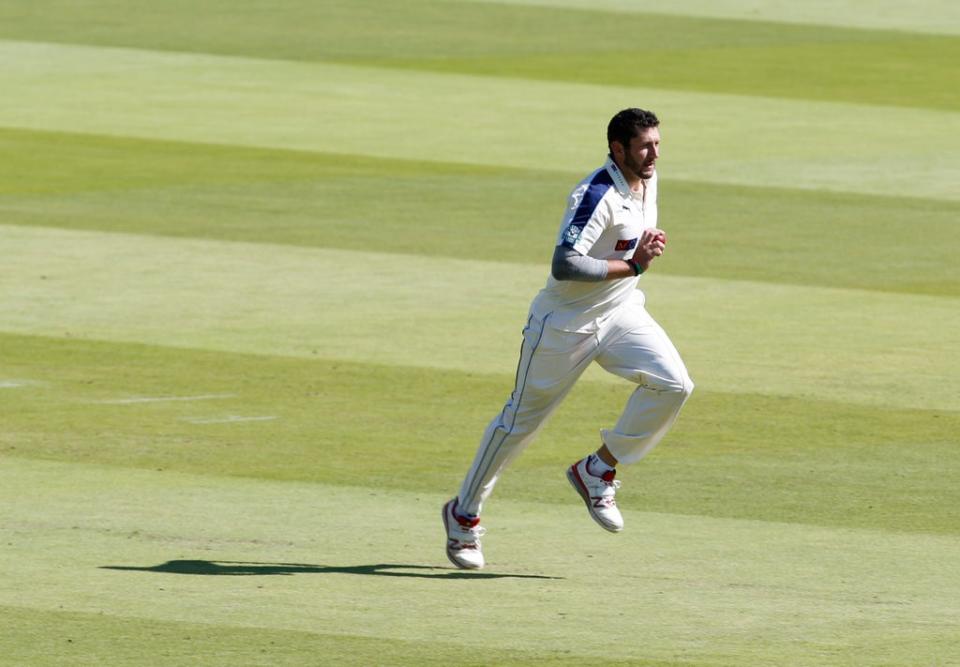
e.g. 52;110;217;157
442;498;486;570
566;457;624;532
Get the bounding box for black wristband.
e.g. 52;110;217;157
627;259;644;275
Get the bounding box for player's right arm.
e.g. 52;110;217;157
552;229;666;282
621;228;667;276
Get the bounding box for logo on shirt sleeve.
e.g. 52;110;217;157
615;238;638;251
563;222;586;246
569;184;588;210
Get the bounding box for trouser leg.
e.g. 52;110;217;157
458;315;596;516
595;306;694;465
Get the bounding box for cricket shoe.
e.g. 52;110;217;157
566;457;624;532
442;498;486;570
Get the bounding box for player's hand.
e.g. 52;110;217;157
632;228;667;271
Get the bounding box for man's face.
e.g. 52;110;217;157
614;126;661;180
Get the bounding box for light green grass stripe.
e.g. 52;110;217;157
2;456;958;667
461;0;960;35
2;224;958;411
476;0;960;35
4;331;957;535
1;40;958;201
2;2;956;112
3;126;958;298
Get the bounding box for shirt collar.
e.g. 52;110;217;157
604;155;644;200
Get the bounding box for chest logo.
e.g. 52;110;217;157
615;238;638;251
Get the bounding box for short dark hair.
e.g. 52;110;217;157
607;108;659;149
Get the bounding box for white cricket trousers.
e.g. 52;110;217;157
457;301;694;517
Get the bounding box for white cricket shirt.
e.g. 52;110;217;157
530;157;658;333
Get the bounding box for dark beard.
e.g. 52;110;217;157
624;154;653;179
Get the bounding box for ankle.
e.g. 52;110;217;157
586;453;615;477
452;499;479;524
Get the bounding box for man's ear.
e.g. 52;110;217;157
609;140;626;160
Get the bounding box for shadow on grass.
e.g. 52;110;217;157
101;560;561;580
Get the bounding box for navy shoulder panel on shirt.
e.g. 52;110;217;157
571;169;614;225
561;168;613;248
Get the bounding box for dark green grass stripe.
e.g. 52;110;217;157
350;36;960;112
2;333;957;536
0;0;956;110
7;606;696;667
3;127;958;297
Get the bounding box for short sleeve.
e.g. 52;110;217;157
557;176;614;255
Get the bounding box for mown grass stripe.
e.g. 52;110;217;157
3;126;958;298
1;1;957;111
464;0;960;36
3;332;957;535
4;605;660;667
2;224;957;411
2;40;958;201
3;456;958;666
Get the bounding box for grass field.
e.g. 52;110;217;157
1;1;959;665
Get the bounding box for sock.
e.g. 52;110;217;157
453;498;479;522
586;453;614;477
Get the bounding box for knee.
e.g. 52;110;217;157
641;371;693;400
668;375;694;402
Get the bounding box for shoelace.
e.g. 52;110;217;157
593;474;621;506
452;525;486;547
594;491;618;507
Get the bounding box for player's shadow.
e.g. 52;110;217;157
100;559;561;580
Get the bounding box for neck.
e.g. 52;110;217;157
610;154;644;192
622;168;644;193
